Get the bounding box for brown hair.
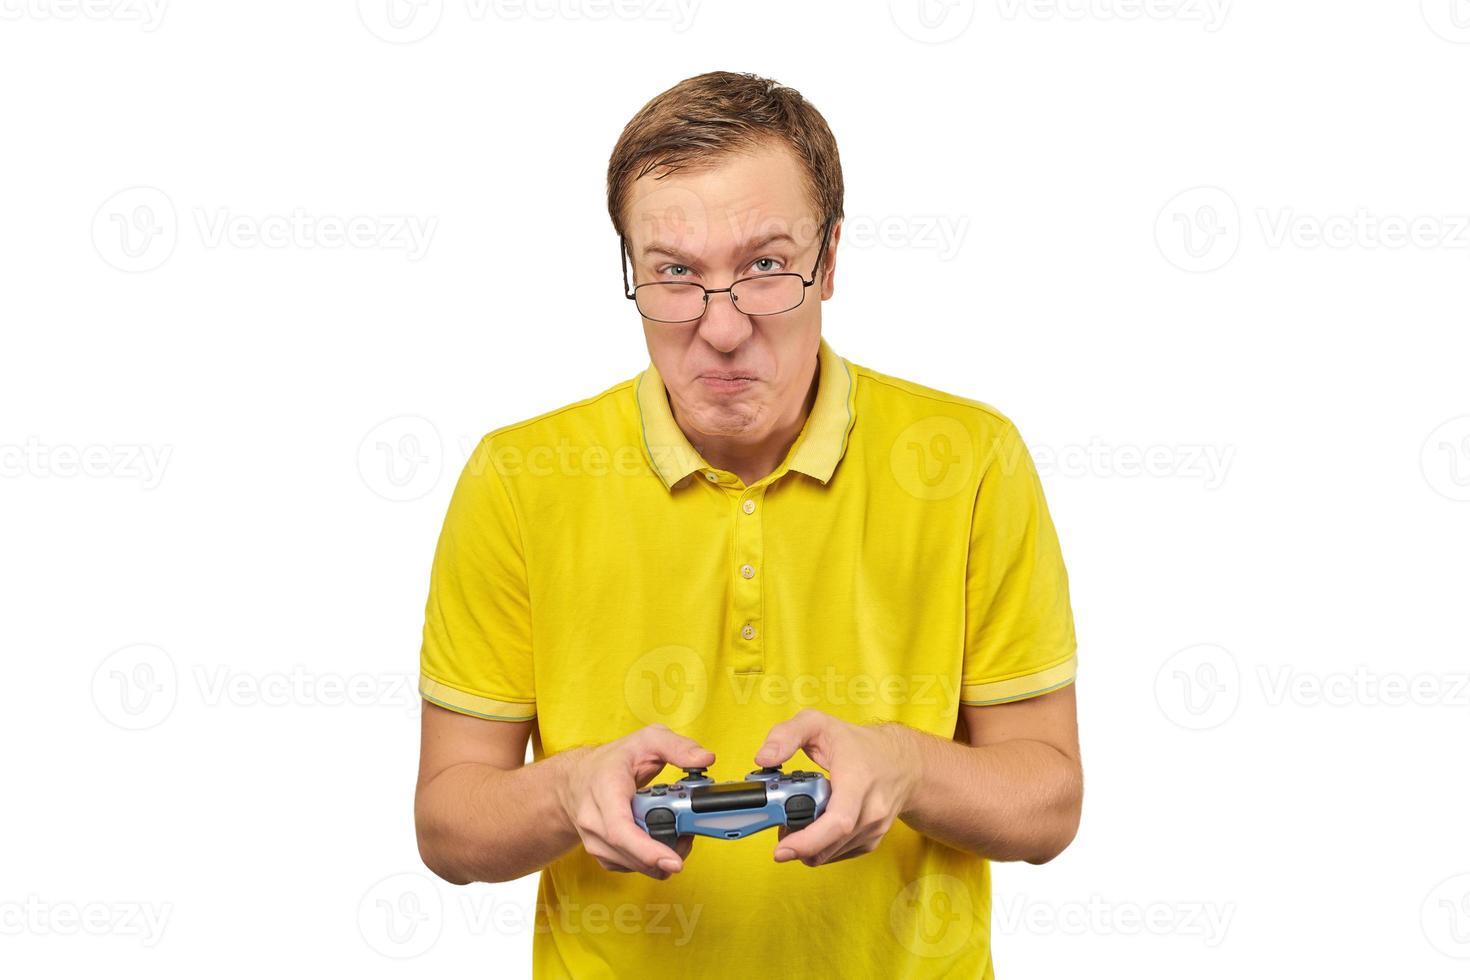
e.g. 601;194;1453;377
606;71;844;266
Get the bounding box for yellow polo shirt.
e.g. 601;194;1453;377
419;335;1077;979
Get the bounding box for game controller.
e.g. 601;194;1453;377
631;766;831;847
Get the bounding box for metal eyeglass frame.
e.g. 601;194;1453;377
621;218;833;323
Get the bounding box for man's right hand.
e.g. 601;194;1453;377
554;724;715;879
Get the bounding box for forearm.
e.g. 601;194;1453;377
891;725;1082;864
415;749;586;884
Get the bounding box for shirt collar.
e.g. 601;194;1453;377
635;336;857;491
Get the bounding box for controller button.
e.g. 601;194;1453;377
644;807;679;848
785;794;817;830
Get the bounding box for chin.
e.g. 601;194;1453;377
690;401;760;434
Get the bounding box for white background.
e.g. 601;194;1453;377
3;1;1468;976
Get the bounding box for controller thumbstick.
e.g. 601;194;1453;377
759;766;782;775
682;767;708;779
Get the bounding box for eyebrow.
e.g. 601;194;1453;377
641;232;800;265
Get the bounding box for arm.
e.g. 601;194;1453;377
898;683;1081;864
754;683;1082;867
414;703;572;885
414;702;715;884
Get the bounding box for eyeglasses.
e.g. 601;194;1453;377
621;219;832;323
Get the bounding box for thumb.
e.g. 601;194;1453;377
754;709;827;768
642;726;716;769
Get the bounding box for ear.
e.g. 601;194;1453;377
819;219;842;301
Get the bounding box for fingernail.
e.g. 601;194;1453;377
757;743;776;758
774;848;794;862
658;858;680;875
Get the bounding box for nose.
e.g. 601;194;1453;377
695;288;754;353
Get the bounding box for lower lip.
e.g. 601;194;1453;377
700;377;754;392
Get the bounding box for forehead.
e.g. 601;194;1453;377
625;140;817;259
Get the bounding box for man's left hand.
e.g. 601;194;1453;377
754;708;922;867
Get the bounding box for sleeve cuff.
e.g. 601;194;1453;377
419;674;536;721
960;654;1077;706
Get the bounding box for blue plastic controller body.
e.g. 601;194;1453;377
631;766;831;846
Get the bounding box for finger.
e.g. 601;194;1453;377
581;830;641;874
774;797;857;864
754;708;830;768
609;818;683;877
591;839;666;877
638;725;716;772
813;821;882;865
816;841;873;865
596;782;683;876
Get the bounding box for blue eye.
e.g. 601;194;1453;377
661;264;692;278
752;257;781;273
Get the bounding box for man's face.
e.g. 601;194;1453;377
624;140;840;445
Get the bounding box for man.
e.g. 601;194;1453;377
414;71;1081;978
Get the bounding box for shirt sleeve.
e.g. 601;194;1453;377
418;435;537;721
960;420;1078;705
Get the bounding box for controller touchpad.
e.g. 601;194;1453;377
690;781;767;812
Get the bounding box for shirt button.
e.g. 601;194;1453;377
740;563;755;579
741;624;756;640
705;472;719;482
742;499;756;514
